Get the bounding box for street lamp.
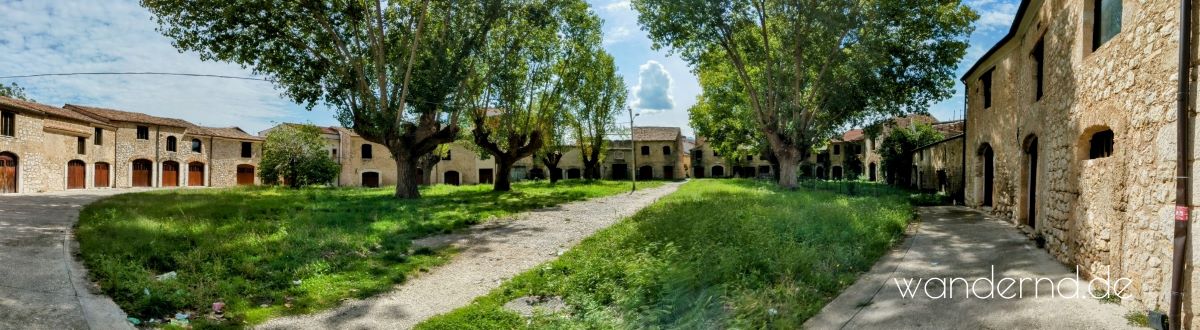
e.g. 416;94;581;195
629;107;640;193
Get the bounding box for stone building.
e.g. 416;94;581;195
0;96;262;194
960;0;1199;320
910;134;965;197
688;137;773;178
260;124;688;186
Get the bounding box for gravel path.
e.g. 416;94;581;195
259;181;684;330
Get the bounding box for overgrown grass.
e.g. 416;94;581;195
75;180;661;327
417;179;914;329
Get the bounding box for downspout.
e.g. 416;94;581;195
1170;0;1194;327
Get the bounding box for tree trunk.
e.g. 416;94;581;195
583;160;601;180
493;157;515;192
776;151;801;189
394;154;421;198
541;152;562;184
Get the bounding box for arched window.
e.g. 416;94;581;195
361;144;373;159
641;146;650;155
191;139;202;153
166;136;177;152
1088;129;1114;159
662;146;671;155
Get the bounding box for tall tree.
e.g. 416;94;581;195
143;0;507;198
689;56;766;171
470;0;595;191
0;82;34;102
569;52;626;180
879;122;943;186
633;0;974;188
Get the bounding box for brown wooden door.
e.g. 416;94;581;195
362;172;379;187
94;163;110;188
0;153;16;193
237;165;255;186
67;160;86;189
132;159;152;187
188;162;205;186
162;161;179;187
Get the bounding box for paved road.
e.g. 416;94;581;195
0;190;140;330
804;206;1140;329
259;182;684;330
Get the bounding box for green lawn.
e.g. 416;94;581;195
417;179;914;329
75;180;662;327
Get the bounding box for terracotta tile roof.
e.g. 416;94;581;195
43;120;93;136
0;96;107;125
932;120;964;135
64;104;194;128
191;126;264;141
840;129;865;142
633;126;680;141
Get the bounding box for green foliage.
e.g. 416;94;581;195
76;180;661;327
878;122;944;185
632;0;976;186
567;51;626;179
259;124;341;188
689;57;764;166
417;179;914;329
0;82;33;101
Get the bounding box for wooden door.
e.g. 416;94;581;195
162;161;179;187
94;163;109;188
132;160;152;187
67;160;86;189
237;165;255;186
362;172;379;187
188;162;205;186
0;153;16;193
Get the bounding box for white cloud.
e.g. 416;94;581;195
0;0;325;133
604;26;633;45
632;60;674;111
603;0;630;12
972;1;1019;32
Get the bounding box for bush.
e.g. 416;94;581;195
259;124;341;187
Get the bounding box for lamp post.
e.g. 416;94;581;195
629;107;640;193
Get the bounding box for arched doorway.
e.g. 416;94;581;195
816;166;825;180
236;165;255;186
132;159;153;187
444;171;460;185
529;168;545;180
94;162;110;188
567;168;581;179
362;172;380;187
188;162;205;186
479;168;494;184
832;166;843;180
979;143;994;206
0;152;16;193
68;160;86;189
868;163;877;181
1024;136;1038;229
693;166;705;178
162;161;180;187
638;166;653;180
711;165;725;177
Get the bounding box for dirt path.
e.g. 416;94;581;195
259;181;684;330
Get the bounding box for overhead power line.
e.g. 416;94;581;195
0;72;270;81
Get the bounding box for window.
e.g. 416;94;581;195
641;146;650;155
662;146;671;155
713;150;719;157
442;150;452;160
191;139;202;153
0;110;13;137
919;150;924;160
1088;129;1114;159
166;136;177;152
136;126;149;140
332;148;338;158
93;127;103;145
1032;37;1045;100
241;142;253;158
981;68;994;108
834;145;841;155
1092;0;1122;50
77;137;86;155
361;144;373;159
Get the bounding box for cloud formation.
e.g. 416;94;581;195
633;60;674;111
969;0;1019;32
0;0;330;133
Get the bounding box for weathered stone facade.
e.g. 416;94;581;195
0;97;261;194
910;135;965;196
961;0;1197;320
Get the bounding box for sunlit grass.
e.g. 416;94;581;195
417;179;913;329
75;180;661;327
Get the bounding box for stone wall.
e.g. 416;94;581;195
911;136;964;196
962;0;1181;314
0;109;49;193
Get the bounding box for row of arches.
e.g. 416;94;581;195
0;152;256;193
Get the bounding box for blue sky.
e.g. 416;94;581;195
0;0;1019;137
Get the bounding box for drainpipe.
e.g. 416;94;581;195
1170;0;1194;328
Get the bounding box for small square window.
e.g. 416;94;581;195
241;142;253;158
93;127;103;145
136;126;149;140
77;136;86;155
981;69;994;109
2;111;16;137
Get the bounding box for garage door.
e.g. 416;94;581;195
67;160;86;189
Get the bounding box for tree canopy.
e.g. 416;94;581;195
878;121;944;186
259;124;342;187
633;0;975;188
0;83;34;102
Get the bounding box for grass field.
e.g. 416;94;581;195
75;180;662;327
417;179;914;329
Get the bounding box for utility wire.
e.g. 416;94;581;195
0;72;269;81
